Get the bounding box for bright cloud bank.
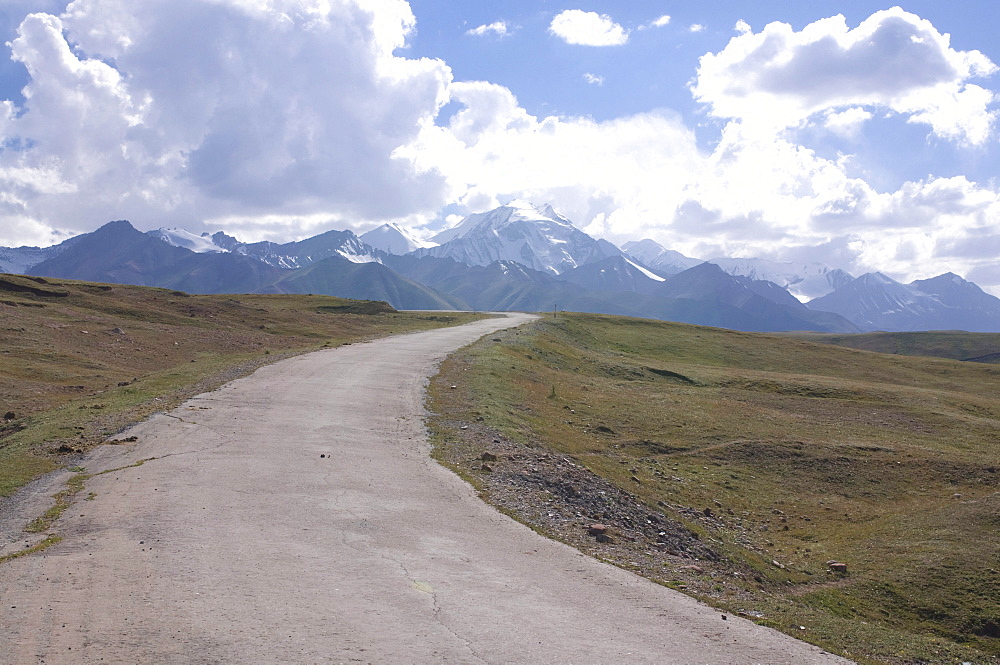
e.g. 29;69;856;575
1;2;1000;292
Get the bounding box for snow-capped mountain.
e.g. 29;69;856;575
0;243;71;275
241;230;382;268
419;200;622;275
807;272;1000;331
910;272;1000;312
708;258;854;301
807;272;926;329
148;228;228;253
560;255;666;295
5;205;1000;333
619;241;853;300
621;239;702;276
150;228;382;269
360;222;437;255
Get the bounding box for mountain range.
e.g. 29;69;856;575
3;200;1000;333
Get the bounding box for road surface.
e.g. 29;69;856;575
0;313;851;664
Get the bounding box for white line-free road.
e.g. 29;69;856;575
0;314;851;664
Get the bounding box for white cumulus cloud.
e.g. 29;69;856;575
549;10;628;47
692;7;999;144
639;15;670;30
466;21;510;38
0;0;455;244
823;107;873;139
583;72;604;86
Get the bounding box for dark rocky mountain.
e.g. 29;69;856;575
157;253;289;295
25;220;454;310
808;271;1000;332
911;273;1000;318
383;254;859;332
651;263;859;333
30;220;198;287
263;255;464;310
31;220;287;294
219;229;382;269
656;262;802;308
558;255;667;296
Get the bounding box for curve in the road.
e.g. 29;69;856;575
0;313;852;664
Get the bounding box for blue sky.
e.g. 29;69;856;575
1;1;1000;291
406;0;1000;186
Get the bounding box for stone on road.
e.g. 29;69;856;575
0;314;851;664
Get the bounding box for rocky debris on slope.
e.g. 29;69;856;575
433;419;733;585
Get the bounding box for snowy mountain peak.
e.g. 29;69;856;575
909;272;992;305
506;199;564;220
432;200;574;245
506;198;538;212
360;222;436;255
911;272;969;291
148;228;229;254
622;239;702;276
707;257;854;301
421;201;621;275
148;226;381;268
806;269;1000;332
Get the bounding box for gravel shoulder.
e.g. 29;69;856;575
0;313;852;664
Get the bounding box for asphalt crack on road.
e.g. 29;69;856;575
390;557;490;665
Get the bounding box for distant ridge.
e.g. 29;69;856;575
808;272;1000;332
5;202;1000;332
27;220;455;310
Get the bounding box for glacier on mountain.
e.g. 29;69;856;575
149;228;229;254
621;239;702;276
708;258;854;301
148;228;381;269
361;222;437;255
420;200;622;274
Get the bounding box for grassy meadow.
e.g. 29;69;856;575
0;273;484;498
430;313;1000;665
787;330;1000;363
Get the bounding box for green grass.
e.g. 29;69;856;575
0;535;63;564
0;274;486;499
786;330;1000;363
429;313;1000;665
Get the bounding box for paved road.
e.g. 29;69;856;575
0;314;851;664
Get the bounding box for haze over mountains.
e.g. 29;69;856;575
3;200;1000;333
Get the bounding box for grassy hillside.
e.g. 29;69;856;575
0;273;485;498
429;313;1000;665
787;330;1000;363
